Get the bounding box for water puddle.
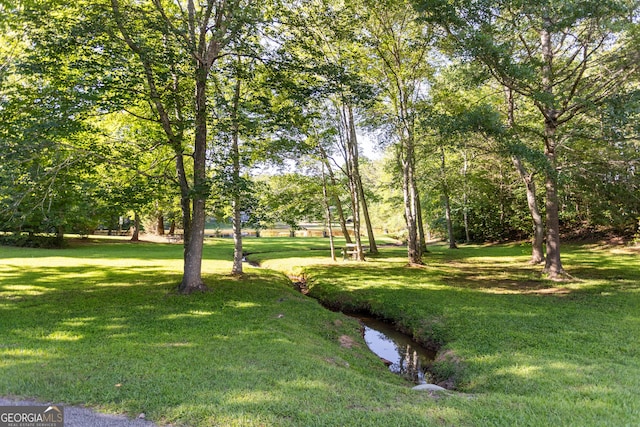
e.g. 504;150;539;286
353;315;436;384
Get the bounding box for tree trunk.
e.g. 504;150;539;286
540;19;564;278
156;211;165;235
333;195;351;243
319;147;352;244
176;151;191;245
357;173;378;254
504;86;545;264
131;211;140;242
321;163;337;261
55;226;64;247
462;195;470;243
440;148;457;249
344;104;364;261
179;62;208;293
348;108;378;254
182;198;206;292
543;130;565;277
416;191;428;253
443;191;457;249
232;199;243;274
230;72;243;275
461;150;471;243
512;156;546;264
400;142;421;264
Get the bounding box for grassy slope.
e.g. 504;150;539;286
0;238;444;426
1;237;639;426
256;241;640;426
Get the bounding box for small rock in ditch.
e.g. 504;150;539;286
412;383;447;392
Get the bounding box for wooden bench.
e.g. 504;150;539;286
94;230;130;236
166;234;183;243
342;243;368;260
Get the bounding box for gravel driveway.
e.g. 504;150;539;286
0;397;161;427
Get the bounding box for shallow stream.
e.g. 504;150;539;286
242;258;437;385
351;315;437;384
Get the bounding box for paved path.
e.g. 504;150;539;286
0;397;160;427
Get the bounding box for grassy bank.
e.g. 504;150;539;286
1;237;639;425
256;241;640;426
0;238;448;426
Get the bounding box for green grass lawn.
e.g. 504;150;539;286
1;237;639;426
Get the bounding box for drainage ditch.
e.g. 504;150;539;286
351;314;437;384
288;272;438;385
244;258;442;386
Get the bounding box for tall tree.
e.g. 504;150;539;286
365;0;435;264
107;0;255;292
439;146;458;249
416;0;640;277
338;102;366;260
278;0;378;256
504;86;546;264
320;161;338;260
0;4;102;242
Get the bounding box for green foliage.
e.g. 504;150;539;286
412;0;640;250
555;88;640;234
0;232;65;248
3;0;637;255
258;173;325;231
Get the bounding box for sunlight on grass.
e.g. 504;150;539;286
160;310;217;320
497;364;541;379
154;342;194;348
1;285;55;296
94;282;143;288
60;317;96;327
0;348;53;366
260;256;333;274
101;324;127;331
2;238;639;426
189;310;216;316
279;378;330;390
224;301;261;309
44;331;83;341
225;390;279;405
464;255;529;264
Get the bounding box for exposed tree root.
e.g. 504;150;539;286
543;269;574;282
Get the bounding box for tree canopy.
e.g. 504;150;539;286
1;0;638;283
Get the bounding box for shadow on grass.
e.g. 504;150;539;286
1;237;231;262
1;256;448;426
0;236;343;265
2;240;639;425
298;244;640;412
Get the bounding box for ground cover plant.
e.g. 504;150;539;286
1;237;639;426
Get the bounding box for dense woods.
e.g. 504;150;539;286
1;0;638;288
